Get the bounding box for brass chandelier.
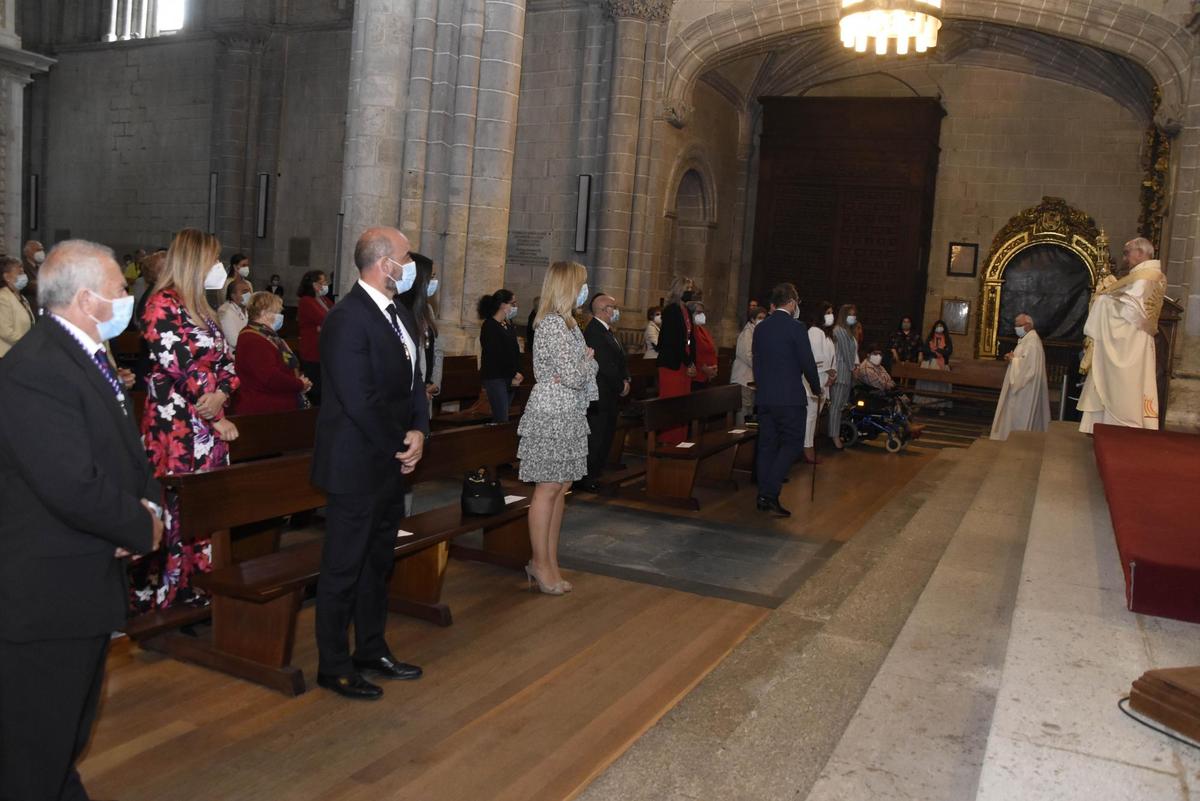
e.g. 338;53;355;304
839;0;943;55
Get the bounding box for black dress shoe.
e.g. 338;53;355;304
352;655;423;681
573;479;601;493
756;495;792;517
316;672;383;700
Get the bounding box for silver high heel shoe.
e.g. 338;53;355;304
525;564;565;595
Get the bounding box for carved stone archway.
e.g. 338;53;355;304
976;196;1114;358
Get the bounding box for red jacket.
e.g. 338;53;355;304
693;325;717;384
297;295;331;363
232;328;306;415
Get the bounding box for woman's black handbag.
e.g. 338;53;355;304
461;467;506;516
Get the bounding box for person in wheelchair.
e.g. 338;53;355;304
843;345;921;451
853;345;896;393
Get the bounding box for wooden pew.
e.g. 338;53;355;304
139;423;530;695
890;359;1007;408
640;384;756;509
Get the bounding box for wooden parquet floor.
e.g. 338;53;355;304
79;561;766;801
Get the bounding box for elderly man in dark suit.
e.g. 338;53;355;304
579;293;631;492
752;282;823;517
311;226;431;700
0;240;164;801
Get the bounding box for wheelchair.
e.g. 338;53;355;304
839;385;918;453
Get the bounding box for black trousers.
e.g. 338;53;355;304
315;474;406;676
0;635;109;801
585;394;620;480
756;404;807;499
300;360;322;406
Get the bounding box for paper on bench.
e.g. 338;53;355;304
503;495;526;504
729;428;747;434
676;442;696;448
397;529;415;538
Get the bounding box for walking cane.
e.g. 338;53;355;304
811;395;823;502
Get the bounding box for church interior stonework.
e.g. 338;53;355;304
2;0;1200;799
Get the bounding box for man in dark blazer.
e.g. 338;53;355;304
0;240;163;801
580;294;631;491
752;282;823;517
311;226;430;700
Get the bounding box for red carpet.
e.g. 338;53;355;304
1093;424;1200;624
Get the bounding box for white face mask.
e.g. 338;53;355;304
935;325;945;334
869;354;883;366
12;273;28;291
653;315;662;325
694;312;707;326
506;305;518;320
240;292;251;306
611;308;620;324
576;282;590;309
845;315;857;326
204;262;227;290
824;313;835;326
1014;325;1028;338
790;304;801;320
33;251;45;264
426;278;439;297
317;284;329;297
271;313;284;331
237;265;250;278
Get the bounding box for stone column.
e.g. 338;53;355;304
398;0;436;244
335;0;416;296
209;34;267;260
0;27;54;255
717;108;759;345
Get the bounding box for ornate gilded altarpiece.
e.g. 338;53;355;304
976;196;1114;358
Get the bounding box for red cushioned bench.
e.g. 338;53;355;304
1093;424;1200;623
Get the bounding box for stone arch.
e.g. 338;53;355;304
664;0;1188;129
655;149;720;298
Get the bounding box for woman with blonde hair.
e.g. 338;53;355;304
132;227;240;612
233;291;311;414
517;260;598;594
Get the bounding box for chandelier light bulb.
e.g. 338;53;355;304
838;0;943;55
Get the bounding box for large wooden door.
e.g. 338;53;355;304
750;97;944;346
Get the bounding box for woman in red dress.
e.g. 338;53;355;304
655;275;697;445
687;299;718;391
233;292;311;414
131;228;240;612
297;269;333;405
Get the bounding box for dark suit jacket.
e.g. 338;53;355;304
0;318;158;641
583;317;629;400
312;283;430;496
751;309;823;408
655;301;694;371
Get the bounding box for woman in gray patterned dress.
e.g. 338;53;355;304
828;303;860;449
517;261;598;595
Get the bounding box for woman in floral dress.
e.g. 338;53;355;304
130;228;240;612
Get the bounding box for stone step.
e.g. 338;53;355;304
578;438;1007;801
973;423;1200;800
803;430;1046;801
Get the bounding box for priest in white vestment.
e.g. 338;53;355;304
990;314;1050;440
1077;237;1167;434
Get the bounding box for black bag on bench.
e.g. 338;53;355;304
462;467;506;516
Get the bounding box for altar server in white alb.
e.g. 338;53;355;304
1077;237;1167;434
989;313;1049;440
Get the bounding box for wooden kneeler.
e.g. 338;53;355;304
1130;665;1200;743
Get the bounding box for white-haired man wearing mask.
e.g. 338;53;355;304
990;313;1050;440
0;239;164;801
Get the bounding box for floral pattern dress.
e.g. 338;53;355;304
130;288;240;612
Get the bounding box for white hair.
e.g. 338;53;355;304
1126;237;1155;259
37;240;117;310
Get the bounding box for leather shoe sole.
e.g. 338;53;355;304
316;672;383;700
353;657;423;681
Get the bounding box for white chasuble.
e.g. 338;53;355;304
990;330;1051;440
1077;260;1166;434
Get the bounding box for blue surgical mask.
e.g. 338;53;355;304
845;315;857;326
240;292;251;306
506;305;519;320
385;258;417;294
272;313;284;331
426;278;439;297
611;308;620;324
13;273;28;291
87;290;135;341
576;282;590;309
1014;325;1027;338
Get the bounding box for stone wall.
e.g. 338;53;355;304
802;64;1145;349
37;38;216;252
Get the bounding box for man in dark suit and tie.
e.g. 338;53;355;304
311;226;430;700
752;282;823;517
0;240;164;801
580;293;631;492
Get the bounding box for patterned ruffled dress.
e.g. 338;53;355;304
517;313;598;483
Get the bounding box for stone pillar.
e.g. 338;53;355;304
398;0;436;245
0;23;54;255
335;0;416;296
717;108;759;345
209;34;267;260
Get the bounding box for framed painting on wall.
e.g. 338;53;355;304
941;298;971;335
947;242;978;277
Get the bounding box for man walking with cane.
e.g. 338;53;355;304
752;283;823;517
